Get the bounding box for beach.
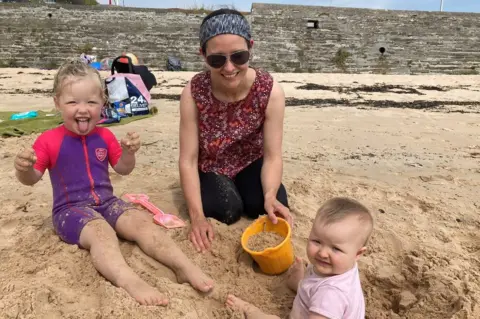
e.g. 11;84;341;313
0;68;479;318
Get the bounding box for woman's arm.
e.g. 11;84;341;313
262;80;285;200
179;82;203;219
262;80;292;225
179;82;214;251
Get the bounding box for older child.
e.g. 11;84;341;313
14;59;214;306
226;197;373;318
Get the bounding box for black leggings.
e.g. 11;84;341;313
199;157;289;225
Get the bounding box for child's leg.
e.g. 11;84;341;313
113;208;214;292
287;257;306;292
226;294;281;319
78;219;168;306
53;207;167;306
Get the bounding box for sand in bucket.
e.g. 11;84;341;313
247;231;285;252
241;216;294;275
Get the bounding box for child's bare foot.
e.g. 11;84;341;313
118;274;169;306
226;294;270;319
175;262;214;293
287;257;306;292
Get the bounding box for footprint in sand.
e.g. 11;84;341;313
457;233;480;254
0;219;19;248
1;219;19;233
418;174;456;184
434;227;453;244
289;178;313;196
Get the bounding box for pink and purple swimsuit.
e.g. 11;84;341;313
33;125;133;245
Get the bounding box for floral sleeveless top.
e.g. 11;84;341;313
191;68;274;178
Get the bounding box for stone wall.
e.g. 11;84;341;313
1;2;480;74
250;4;480;74
0;3;208;70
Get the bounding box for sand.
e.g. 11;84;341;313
0;68;479;318
247;231;285;252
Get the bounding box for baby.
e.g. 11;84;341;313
227;197;373;318
14;59;214;306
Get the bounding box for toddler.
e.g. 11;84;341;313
226;197;373;318
14;59;214;306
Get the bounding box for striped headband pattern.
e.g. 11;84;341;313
199;13;251;47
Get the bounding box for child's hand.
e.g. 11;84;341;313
14;149;37;172
121;132;141;154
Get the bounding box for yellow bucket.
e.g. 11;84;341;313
241;215;294;275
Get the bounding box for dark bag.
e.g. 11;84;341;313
111;56;157;91
167;56;182;71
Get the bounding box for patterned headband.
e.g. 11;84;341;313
199;13;251;48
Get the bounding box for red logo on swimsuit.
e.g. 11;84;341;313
95;148;107;162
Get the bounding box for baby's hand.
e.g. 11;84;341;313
121;132;141;154
14;149;37;172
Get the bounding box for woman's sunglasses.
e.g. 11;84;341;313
206;50;250;69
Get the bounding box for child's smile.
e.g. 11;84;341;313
307;215;368;276
54;75;103;135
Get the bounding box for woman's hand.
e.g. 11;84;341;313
264;195;293;228
189;216;215;253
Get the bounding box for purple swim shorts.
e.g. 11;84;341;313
52;197;135;245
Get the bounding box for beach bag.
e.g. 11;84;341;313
105;73;150;117
111;55;157;91
98;106;122;124
167;56;182;71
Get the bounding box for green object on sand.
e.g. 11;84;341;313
0;110;152;138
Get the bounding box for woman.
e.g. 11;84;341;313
179;9;292;253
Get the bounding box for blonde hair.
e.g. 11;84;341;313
315;197;374;245
53;58;105;99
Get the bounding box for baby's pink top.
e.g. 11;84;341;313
290;264;365;319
